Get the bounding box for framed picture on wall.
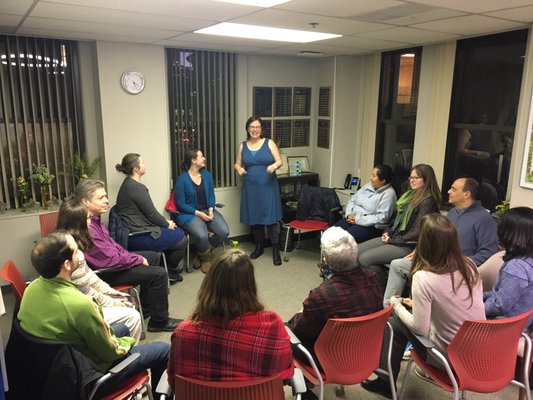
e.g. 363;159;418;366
520;88;533;189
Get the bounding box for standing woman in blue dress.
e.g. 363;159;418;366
175;149;229;274
235;115;284;266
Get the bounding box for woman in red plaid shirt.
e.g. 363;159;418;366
168;249;294;388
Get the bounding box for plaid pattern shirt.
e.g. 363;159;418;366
288;267;383;351
168;310;294;388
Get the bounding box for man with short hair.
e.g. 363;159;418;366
18;232;169;397
384;177;498;306
74;179;180;332
287;227;383;364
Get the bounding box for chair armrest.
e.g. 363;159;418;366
413;333;435;350
291;368;307;396
285;325;301;345
88;353;141;399
93;265;127;274
155;370;173;399
129;230;153;237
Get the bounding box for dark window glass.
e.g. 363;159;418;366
375;47;422;194
442;30;527;211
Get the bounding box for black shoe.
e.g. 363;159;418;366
168;270;183;284
361;378;392;399
250;242;264;259
301;389;318;400
147;317;183;332
272;245;282;266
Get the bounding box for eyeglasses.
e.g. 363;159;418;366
408;176;422;180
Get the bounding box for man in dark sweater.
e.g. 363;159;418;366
384;177;498;306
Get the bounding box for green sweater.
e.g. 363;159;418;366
18;277;135;371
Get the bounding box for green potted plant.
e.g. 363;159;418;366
31;164;55;209
15;176;30;211
494;200;510;219
72;153;101;182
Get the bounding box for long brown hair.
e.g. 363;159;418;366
191;249;264;325
410;164;442;209
411;213;478;305
57;200;94;251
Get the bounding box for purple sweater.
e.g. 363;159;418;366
85;214;144;270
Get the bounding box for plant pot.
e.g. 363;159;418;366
40;186;51;210
18;193;28;212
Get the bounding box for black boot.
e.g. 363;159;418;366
250;241;264;259
272;245;282;266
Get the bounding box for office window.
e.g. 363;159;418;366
167;49;236;188
375;48;422;193
253;86;311;148
442;30;527;211
0;35;84;209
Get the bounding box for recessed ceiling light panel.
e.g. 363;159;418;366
195;23;342;43
214;0;291;7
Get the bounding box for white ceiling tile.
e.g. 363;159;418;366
407;0;533;13
412;15;526;36
0;13;25;29
165;32;288;49
485;5;533;23
0;0;34;15
358;27;460;44
323;35;411;50
380;8;467;25
275;0;406;18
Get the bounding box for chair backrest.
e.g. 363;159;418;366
6;318;103;399
173;374;285;400
296;186;341;224
448;310;533;393
39;211;59;237
0;260;27;303
313;306;394;385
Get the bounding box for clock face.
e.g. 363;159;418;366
121;70;145;94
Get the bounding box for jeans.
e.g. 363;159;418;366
128;228;188;270
182;209;229;253
97;251;169;323
357;237;413;286
334;218;382;243
383;258;412;307
107;325;170;398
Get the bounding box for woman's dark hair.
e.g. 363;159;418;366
410;163;442;209
57;200;94;251
374;164;394;185
411;213;478;306
245;115;263;139
31;231;75;279
115;153;141;176
497;207;533;258
181;148;202;171
191;249;264;326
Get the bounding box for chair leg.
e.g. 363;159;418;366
185;234;191;273
283;226;291;262
398;359;413;400
160;253;170;291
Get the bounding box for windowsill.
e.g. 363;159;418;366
0;208;58;221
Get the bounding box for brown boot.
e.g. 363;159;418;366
198;248;213;274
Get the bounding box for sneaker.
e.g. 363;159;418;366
168;270;183;284
403;341;413;360
414;366;437;386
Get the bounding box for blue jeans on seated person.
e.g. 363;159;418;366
108;324;170;397
182;209;229;253
128;228;187;270
334;218;382;244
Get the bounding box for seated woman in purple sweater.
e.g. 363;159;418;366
484;207;533;332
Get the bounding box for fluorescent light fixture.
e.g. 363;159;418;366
214;0;291;6
195;23;341;43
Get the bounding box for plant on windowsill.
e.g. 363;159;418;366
72;153;101;182
15;176;30;212
493;200;510;219
30;164;55;210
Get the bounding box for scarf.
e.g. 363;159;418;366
392;190;415;231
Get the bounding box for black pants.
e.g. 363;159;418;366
97;251;169;323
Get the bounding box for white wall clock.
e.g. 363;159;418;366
120;69;145;95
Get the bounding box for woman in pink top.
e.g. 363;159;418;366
362;213;485;397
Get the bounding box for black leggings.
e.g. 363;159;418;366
252;223;280;245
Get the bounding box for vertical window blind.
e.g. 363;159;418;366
167;49;236;188
0;35;84;209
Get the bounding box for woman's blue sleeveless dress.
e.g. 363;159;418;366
240;138;282;225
